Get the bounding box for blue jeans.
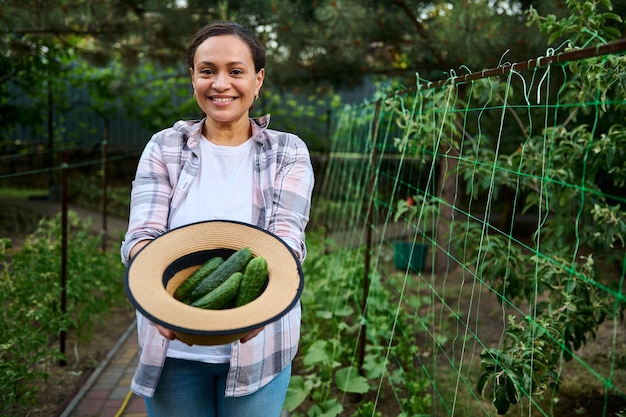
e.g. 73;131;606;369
144;358;291;417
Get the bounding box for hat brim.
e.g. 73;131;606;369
124;220;303;345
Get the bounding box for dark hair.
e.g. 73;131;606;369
186;21;266;73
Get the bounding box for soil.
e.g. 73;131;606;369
397;257;626;417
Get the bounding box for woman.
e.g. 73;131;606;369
120;21;314;417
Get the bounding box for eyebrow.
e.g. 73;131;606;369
195;60;250;68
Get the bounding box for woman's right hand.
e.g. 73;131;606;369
156;323;177;341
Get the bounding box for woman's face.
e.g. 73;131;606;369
190;34;264;127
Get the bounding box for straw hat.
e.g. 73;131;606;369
125;220;303;345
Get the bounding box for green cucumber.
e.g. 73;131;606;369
173;256;224;301
191;272;243;310
189;247;253;302
235;256;269;307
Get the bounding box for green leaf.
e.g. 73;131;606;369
334;367;370;394
333;305;354;317
303;340;330;368
479;348;499;368
362;354;385;379
604;27;623;39
284;375;311;412
600;12;622;23
494;384;511;415
504;374;519;405
477;371;495;399
315;310;333;319
307;399;344;417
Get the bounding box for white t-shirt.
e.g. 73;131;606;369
167;137;254;363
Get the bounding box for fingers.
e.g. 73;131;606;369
240;326;264;343
156;323;264;345
156;324;176;340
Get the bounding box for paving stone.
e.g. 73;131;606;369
110;385;132;400
125;396;147;413
83;389;109;400
74;397;104;416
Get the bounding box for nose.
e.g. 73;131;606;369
212;71;229;91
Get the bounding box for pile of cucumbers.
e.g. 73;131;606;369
173;247;268;310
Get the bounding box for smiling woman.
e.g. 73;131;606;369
189;32;265;145
120;20;315;417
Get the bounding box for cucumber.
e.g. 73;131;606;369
191;272;243;310
235;256;269;307
189;247;253;302
173;256;224;301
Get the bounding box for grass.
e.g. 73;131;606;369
0;187;48;199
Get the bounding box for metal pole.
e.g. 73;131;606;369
396;38;626;94
59;151;68;366
358;100;382;374
101;122;109;253
47;78;55;199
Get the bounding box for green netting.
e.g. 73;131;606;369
312;40;626;417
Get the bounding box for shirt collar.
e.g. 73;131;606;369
183;114;271;146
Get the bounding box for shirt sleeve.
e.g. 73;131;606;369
120;137;173;265
269;134;315;261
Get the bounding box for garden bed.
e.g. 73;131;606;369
17;306;135;417
1;202;135;417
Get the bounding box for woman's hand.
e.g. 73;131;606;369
156;324;177;341
156;324;194;346
240;326;264;343
157;322;264;344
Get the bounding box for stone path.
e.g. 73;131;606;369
61;322;147;417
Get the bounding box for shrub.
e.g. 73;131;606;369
0;212;127;412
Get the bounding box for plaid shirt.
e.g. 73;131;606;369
120;115;314;398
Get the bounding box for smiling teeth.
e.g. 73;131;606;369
212;97;234;102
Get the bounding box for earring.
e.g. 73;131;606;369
192;91;196;99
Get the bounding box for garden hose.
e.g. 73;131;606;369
114;390;134;417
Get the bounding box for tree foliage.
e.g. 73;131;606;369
2;1;593;89
1;1;624;147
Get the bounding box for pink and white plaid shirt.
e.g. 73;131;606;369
120;115;314;398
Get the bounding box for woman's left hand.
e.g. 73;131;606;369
240;326;264;343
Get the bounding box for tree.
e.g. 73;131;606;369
1;1;578;90
3;1;622;150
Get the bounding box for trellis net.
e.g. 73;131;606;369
309;39;626;416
